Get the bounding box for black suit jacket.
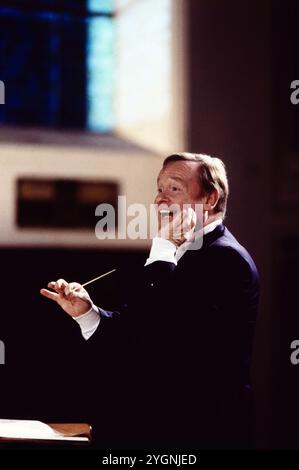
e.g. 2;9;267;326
90;224;260;448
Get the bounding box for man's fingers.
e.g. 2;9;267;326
44;279;86;302
40;288;59;302
47;279;68;294
189;207;197;229
180;208;196;231
65;282;83;296
56;279;68;290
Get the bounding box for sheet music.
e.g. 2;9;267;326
0;419;88;441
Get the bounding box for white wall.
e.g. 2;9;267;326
115;0;187;154
0;139;161;248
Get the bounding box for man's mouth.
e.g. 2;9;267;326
159;209;173;217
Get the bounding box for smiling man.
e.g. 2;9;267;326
41;152;260;449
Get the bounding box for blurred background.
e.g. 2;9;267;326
0;0;298;449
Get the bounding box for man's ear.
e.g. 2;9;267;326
204;190;219;211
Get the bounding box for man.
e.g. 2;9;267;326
41;153;260;448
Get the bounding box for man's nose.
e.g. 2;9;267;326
155;191;171;205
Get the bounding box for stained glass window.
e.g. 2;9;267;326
0;1;114;131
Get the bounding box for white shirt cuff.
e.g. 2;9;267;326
73;303;101;340
145;237;177;266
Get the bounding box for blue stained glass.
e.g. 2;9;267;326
86;16;114;132
87;0;114;14
0;7;88;129
0;2;115;132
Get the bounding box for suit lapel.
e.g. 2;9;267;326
175;224;225;272
201;223;225;250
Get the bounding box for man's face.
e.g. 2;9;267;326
154;161;203;212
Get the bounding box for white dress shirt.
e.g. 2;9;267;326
74;218;223;339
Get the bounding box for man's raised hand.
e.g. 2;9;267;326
40;279;92;318
158;207;197;247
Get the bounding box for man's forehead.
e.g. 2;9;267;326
157;160;199;181
157;172;185;182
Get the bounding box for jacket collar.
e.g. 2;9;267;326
202;222;225;249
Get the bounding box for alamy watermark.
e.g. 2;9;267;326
290;80;299;105
290;339;299;365
0;340;5;365
0;80;5;104
95;197;206;251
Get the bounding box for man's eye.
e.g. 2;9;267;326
171;186;179;191
157;188;162;193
